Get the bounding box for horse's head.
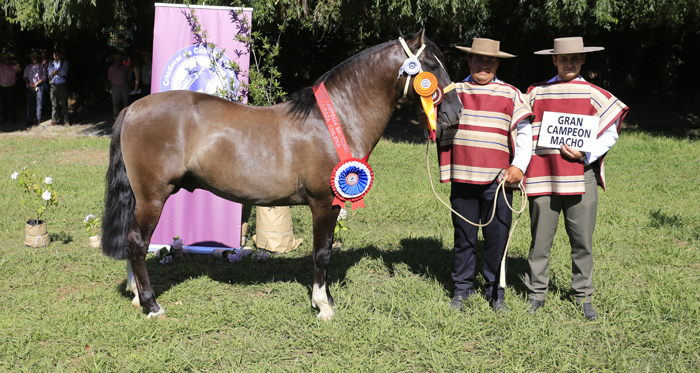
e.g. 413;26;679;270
398;28;462;132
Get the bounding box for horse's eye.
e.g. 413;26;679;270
427;64;439;71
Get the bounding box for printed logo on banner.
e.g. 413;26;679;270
160;44;240;96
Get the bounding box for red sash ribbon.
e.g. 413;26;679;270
314;82;371;210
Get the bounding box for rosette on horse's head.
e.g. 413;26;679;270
396;35;460;141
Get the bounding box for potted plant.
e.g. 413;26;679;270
12;169;59;247
84;214;101;248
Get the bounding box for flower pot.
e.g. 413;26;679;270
88;235;101;248
25;220;50;248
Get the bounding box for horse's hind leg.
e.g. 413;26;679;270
309;199;340;321
125;260;140;307
127;198;167;318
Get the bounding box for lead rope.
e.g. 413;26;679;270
424;140;527;288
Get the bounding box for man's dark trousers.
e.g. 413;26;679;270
451;180;513;301
26;85;44;123
0;85;16;123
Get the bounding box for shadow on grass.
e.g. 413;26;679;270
114;242;453;314
49;231;73;244
649;209;686;228
116;235;538;315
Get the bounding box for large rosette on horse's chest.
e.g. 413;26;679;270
330;158;374;202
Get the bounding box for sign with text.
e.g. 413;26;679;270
537;111;597;152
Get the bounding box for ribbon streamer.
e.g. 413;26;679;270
414;72;438;140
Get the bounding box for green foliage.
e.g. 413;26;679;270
2;0;106;33
229;9;287;106
83;214;100;236
182;3;286;105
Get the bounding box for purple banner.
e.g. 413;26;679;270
150;3;252;249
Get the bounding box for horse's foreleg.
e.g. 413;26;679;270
309;200;340;321
128;200;165;318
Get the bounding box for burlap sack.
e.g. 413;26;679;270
25;221;50;247
252;206;303;253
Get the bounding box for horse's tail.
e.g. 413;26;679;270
101;110;134;260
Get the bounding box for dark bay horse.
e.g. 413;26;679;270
102;28;462;320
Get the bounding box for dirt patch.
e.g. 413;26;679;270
57;149;109;166
0;94;115;138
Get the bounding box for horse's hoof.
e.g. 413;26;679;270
146;302;164;319
317;311;334;321
147;308;165;319
131;296;141;307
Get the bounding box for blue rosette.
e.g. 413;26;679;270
330;159;374;202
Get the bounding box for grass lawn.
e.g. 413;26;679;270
0;125;698;372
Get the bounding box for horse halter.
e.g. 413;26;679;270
397;37;456;140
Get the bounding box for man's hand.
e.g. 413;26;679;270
561;143;583;160
503;165;524;184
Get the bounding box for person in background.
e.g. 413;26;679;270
128;52;142;102
140;51;152;95
47;49;70;126
23;49;47;125
108;52;130;119
40;49;52;116
438;38;533;313
0;50;22;125
524;37;629;321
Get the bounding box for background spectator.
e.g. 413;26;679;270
108;52;130;119
23;49;47;125
0;50;22;125
47;49;70;126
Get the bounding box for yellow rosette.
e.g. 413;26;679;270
414;72;438;140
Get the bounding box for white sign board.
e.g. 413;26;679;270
537;111;598;152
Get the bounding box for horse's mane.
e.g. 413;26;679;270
285;32;442;122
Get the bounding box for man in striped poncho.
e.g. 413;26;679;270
524;37;629;321
438;38;533;313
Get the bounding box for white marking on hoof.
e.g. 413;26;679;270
131;296;141;308
146;302;164;319
312;283;335;321
317;310;334;321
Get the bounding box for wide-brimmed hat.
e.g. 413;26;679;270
27;49;42;57
534;37;604;55
455;38;515;58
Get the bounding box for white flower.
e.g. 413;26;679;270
338;208;347;220
84;214;96;223
171;237;185;251
159;256;173;264
44;177;53;184
227;250;244;263
11;172;18;180
42;190;52;201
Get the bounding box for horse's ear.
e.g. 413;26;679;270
406;25;426;49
